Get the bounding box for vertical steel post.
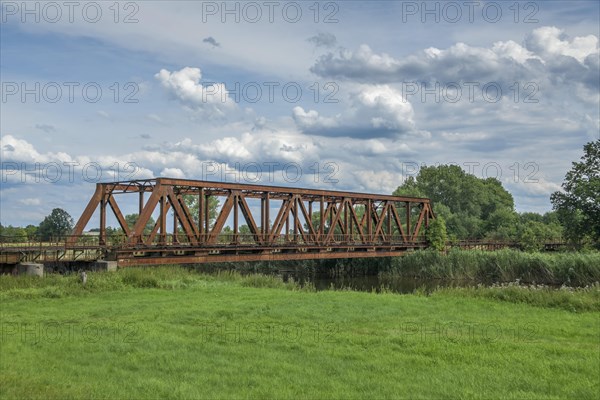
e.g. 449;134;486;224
385;202;392;242
173;202;178;244
319;196;324;242
406;202;411;242
204;193;210;238
139;191;144;214
293;196;298;242
265;193;270;239
199;188;204;242
233;193;239;244
367;199;372;242
99;193;106;246
160;194;167;245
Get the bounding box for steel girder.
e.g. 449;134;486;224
69;178;435;265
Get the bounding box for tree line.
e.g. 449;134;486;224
397;139;599;251
1;208;74;242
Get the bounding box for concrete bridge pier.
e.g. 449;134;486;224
17;263;44;277
93;261;118;272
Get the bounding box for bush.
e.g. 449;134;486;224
426;216;447;251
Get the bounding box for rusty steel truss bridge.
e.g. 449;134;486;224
1;178;436;267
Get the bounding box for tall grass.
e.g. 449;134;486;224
432;282;600;312
386;249;600;286
183;251;600;283
0;266;314;300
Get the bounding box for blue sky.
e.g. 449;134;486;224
1;0;599;227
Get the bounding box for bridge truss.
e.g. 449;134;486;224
70;178;435;266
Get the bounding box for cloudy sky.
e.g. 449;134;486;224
1;0;599;227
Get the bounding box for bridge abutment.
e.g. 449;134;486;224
17;263;44;277
92;261;118;272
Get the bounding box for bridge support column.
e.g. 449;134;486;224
93;261;118;272
17;263;44;277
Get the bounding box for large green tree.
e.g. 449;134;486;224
425;216;447;251
551;139;600;248
183;195;220;229
38;208;74;240
394;165;515;240
484;207;518;240
124;214;156;235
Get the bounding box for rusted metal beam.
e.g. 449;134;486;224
406;202;411;241
390;204;407;242
101;177;431;203
166;187;197;244
297;199;317;242
117;249;410;266
139;191;144;214
208;193;234;243
238;194;262;244
159;193;167;245
108;195;130;237
178;194;200;239
348;204;366;243
129;184;164;245
325;201;345;243
264;193;270;237
99;195;107;245
145;201;170;245
69;184;103;243
373;202;388;241
198;189;204;238
68;178;435;264
269;198;292;243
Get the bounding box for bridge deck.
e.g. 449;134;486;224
0;236;566;266
0;234;427;266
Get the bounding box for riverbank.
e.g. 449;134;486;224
1;268;598;399
386;249;600;286
2;267;598;312
185;249;600;286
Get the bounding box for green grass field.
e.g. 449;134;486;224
1;268;598;399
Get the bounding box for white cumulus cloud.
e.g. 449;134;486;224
293;85;416;138
525;26;598;63
155;67;237;118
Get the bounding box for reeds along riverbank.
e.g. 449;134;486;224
196;250;600;285
384;249;600;286
0;268;315;300
1;264;598;312
0;250;600;290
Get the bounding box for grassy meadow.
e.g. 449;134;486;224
1;267;599;399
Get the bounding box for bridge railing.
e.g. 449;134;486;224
449;239;567;251
118;233;429;247
1;235;567;252
0;234;103;249
0;233;567;250
0;233;429;250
